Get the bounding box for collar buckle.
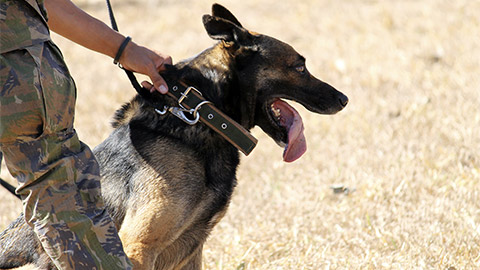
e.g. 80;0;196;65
178;86;202;105
156;83;258;155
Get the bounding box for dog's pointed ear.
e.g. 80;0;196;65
211;4;242;28
203;14;252;45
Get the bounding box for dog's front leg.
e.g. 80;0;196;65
121;242;156;270
173;247;202;270
119;221;158;270
118;197;205;270
118;204;177;270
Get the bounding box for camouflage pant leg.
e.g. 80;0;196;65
0;43;132;270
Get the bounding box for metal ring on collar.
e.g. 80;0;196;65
192;100;212;119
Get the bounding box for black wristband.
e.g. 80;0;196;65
113;36;132;65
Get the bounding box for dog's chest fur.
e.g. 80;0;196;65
95;97;241;231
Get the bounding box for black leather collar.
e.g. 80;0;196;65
160;82;258;155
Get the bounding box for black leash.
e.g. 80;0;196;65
1;152;20;198
105;0;151;99
0;177;20;199
105;0;118;32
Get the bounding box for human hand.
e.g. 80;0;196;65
119;41;172;94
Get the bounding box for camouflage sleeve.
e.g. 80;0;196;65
0;0;51;54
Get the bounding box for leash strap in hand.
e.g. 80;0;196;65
104;0;257;155
106;0;146;95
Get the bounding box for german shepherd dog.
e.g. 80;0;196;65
0;4;347;269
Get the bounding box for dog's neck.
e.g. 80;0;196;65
112;42;257;145
165;43;256;129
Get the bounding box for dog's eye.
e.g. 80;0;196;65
295;65;306;74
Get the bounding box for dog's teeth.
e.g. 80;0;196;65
273;108;281;118
270;104;282;120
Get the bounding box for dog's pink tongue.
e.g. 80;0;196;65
272;100;307;162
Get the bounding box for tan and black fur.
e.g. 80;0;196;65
0;4;347;269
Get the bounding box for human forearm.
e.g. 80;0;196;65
44;0;172;93
45;0;123;58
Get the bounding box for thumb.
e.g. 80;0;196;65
149;69;168;94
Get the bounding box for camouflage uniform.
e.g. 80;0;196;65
0;1;132;269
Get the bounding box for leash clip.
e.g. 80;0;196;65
155;100;212;126
170;86;210;125
169;107;200;125
154;106;169;115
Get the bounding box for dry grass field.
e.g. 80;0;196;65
1;0;479;269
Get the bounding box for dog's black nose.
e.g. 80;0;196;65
339;93;349;107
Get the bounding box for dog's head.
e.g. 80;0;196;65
201;4;348;162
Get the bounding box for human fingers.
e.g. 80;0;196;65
141;81;155;93
153;51;173;71
148;66;169;94
120;42;170;94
